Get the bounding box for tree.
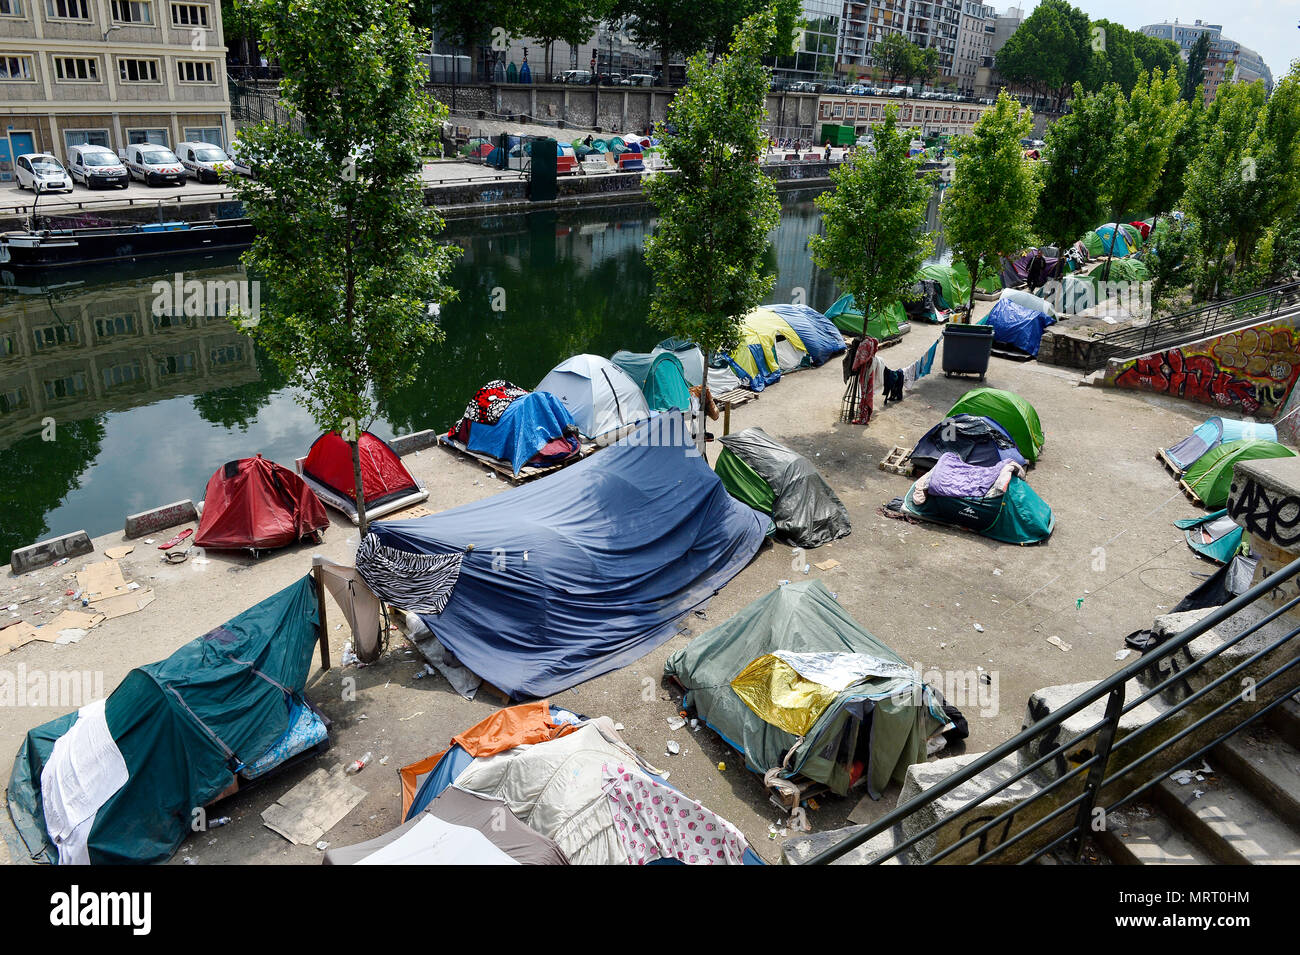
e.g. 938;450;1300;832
1082;20;1138;94
1181;32;1210;103
809;108;935;335
994;0;1090;109
1099;68;1186;278
615;0;715;74
1149;89;1205;216
914;46;940;90
941;91;1041;313
643;7;780;451
427;0;506;80
232;0;460;535
1133;32;1181;81
1033;82;1120;250
873;32;916;86
507;0;614;80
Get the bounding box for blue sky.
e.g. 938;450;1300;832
1011;0;1297;85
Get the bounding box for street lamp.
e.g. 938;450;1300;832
102;25;122;41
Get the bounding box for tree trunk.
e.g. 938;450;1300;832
696;385;709;457
351;437;369;538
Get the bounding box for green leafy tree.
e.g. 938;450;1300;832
614;0;714;74
705;0;800;60
507;0;615;79
809;108;935;334
994;0;1090;109
427;0;506;78
873;32;917;86
914;46;940;90
644;7;780;449
1181;32;1210;103
1150;88;1205;216
1098;68;1186;278
1033;82;1120;250
941;91;1041;313
1133;32;1181;81
232;0;460;535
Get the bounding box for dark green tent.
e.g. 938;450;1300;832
947;387;1044;463
664;580;946;797
8;575;322;865
898;473;1055;544
715;427;851;548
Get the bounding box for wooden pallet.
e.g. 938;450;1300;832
714;388;759;407
438;435;593;483
1155;448;1183;478
879;445;914;476
1178;478;1206;507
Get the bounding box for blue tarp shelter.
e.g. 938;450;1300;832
983;295;1056;357
465;391;577;476
366;416;769;699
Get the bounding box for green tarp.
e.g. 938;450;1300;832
825;294;906;339
8;575;321;865
663;580;946;797
1182;439;1296;509
918;261;1000;308
947;388;1044;463
715;446;776;514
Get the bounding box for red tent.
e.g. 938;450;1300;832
300;431;427;524
195;455;330;552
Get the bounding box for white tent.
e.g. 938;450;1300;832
536;354;650;440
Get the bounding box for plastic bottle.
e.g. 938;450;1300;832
345;751;373;775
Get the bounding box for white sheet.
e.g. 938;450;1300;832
40;698;129;866
356;814;519;865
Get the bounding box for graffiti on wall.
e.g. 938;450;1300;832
1111;324;1300;418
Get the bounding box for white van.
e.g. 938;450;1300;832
120;143;187;186
625;73;656;87
176;141;234;183
67;144;129;189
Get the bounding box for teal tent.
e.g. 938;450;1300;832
897;473;1055;544
825;293;907;339
8;576;324;865
610;349;692;413
1175;510;1247;564
664;580;946;798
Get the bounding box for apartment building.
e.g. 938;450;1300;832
817;91;992;136
1140;19;1274;101
953;1;994;95
0;0;231;181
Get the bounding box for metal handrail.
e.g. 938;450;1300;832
803;553;1300;865
1087;280;1300;370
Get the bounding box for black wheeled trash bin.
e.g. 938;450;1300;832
941;322;994;380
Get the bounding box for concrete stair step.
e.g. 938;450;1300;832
1096;803;1215;865
1155;769;1300;865
780;822;909;865
1211;722;1300;823
1266;695;1300;751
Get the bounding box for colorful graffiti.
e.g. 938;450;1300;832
1110;324;1300;418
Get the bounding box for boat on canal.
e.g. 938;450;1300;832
0;215;254;271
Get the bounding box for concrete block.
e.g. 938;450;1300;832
388;429;440;456
781;824;906;865
1227;457;1300;557
9;530;93;574
1267;695;1300;750
124;499;198;539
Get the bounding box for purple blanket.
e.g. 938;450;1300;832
926;452;1004;498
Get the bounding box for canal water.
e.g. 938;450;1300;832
0;188;943;563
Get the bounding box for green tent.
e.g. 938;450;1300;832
611;349;692;412
947;388;1044;463
917;261;1001;309
663;580;947;797
824;293;906;339
715;427;851;547
1181;439;1296;509
8;575;323;865
1104;257;1151;283
1174;509;1247;564
898;473;1055;544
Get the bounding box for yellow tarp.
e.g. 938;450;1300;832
727;308;809;379
730;653;837;737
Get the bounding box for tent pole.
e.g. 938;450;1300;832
313;564;331;671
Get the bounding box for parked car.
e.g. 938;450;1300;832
228;141;261;178
560;69;592;85
888;85;914;97
15;153;73;192
66;145;128;189
846;84;868;95
824;84;846;94
120;143;186;185
176;141;234;183
626;73;656;86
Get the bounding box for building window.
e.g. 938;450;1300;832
0;55;34;80
176;59;214;83
44;373;87;400
33;323;80;350
0;0;24;17
118;58;160;82
183;126;222;146
111;0;152;23
64;128;111;150
169;1;207;26
44;0;89;18
94;313;136;338
54;56;99;82
157;352;196;375
126;127;168;145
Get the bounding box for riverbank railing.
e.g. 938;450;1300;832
1086;280;1300;371
802;554;1300;865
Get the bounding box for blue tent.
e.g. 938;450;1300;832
465;391;578;476
364;415;769;699
764;304;847;365
1175;510;1247;564
1162;417;1280;475
982;296;1056;357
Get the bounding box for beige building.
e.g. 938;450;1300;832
818;92;994;136
0;0;231;180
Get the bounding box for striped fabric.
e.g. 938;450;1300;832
355;534;463;614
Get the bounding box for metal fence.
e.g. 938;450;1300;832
803;554;1300;865
1087;280;1300;371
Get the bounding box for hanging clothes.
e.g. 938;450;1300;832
851;336;879;425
